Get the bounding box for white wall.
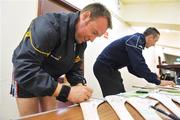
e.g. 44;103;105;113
157;31;180;49
121;2;180;24
66;0;94;9
0;0;37;119
0;2;2;78
0;1;2;118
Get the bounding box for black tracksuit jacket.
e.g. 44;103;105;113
12;12;87;97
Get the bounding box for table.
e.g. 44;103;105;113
18;100;180;120
157;64;180;84
157;64;180;71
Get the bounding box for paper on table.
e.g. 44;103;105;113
158;85;180;90
159;89;180;96
175;85;180;88
158;94;180;105
105;95;134;120
127;97;162;120
80;98;104;120
172;96;180;104
148;93;180;118
117;90;149;98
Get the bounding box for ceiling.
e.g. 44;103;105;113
119;0;180;31
120;0;180;4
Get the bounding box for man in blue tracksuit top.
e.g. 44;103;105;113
93;27;175;97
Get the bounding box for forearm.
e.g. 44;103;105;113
53;82;93;103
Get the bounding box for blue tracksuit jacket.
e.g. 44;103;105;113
97;33;160;85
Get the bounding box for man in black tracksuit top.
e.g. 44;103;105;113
11;3;112;116
93;27;175;97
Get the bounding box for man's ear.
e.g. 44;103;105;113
147;34;154;40
81;11;91;21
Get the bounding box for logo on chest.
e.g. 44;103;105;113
74;55;81;63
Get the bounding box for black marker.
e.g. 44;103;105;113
150;106;180;120
136;90;148;94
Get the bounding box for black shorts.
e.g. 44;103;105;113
10;74;62;98
10;79;36;98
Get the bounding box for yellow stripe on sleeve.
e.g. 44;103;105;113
24;31;51;57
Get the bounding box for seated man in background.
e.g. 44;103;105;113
93;27;175;97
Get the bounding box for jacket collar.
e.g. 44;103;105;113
69;12;80;43
134;33;146;49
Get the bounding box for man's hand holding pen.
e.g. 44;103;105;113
160;80;176;87
67;83;93;103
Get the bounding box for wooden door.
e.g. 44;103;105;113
38;0;80;15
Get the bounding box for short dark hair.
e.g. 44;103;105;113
143;27;160;38
81;3;112;29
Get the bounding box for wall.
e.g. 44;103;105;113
0;1;2;118
154;30;180;68
0;0;37;119
158;30;180;46
121;2;180;25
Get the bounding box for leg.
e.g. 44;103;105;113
39;96;57;112
16;97;39;116
93;61;125;97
